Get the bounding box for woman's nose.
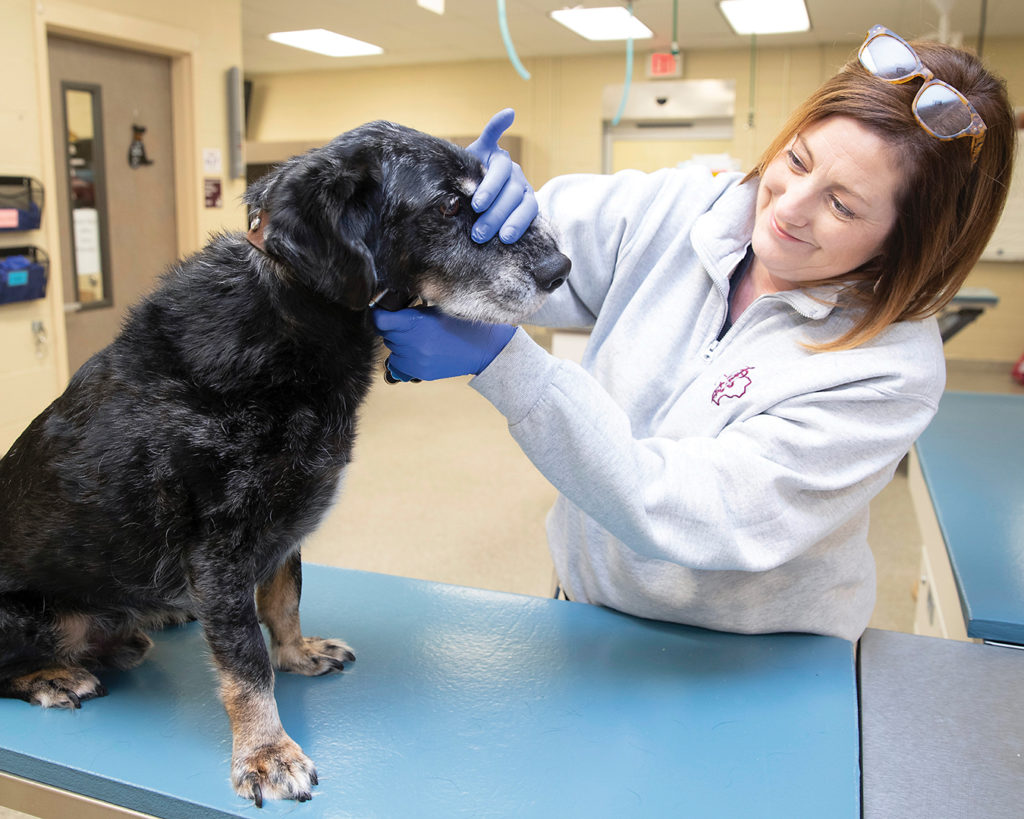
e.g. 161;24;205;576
774;182;812;227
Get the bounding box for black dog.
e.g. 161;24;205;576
0;121;569;805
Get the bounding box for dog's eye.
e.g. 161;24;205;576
439;196;461;218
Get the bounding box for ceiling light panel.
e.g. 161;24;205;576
267;28;384;57
718;0;811;35
550;7;655;42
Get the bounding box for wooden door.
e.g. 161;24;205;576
48;35;178;375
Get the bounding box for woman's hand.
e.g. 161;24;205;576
466;109;538;244
373;307;515;382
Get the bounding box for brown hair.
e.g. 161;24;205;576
745;39;1016;351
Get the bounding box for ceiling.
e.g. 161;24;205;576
242;0;1022;75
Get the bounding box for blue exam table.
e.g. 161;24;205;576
914;391;1024;644
0;565;859;818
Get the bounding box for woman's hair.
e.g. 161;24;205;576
745;39;1017;351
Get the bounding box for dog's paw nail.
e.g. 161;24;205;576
324;657;346;673
297;792;311;802
252;783;263;809
311;771;319;786
96;684;109;698
67;691;81;709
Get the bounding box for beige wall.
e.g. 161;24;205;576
0;0;246;453
249;38;1024;365
0;0;57;450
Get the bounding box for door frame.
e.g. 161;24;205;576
33;1;200;385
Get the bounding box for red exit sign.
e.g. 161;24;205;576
647;51;683;78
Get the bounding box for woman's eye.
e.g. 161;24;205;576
440;196;461;218
830;195;855;219
786;150;807;172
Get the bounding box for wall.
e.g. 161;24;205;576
0;0;56;449
0;0;246;453
248;38;1024;364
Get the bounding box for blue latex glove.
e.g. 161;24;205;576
466;108;538;244
373;307;515;382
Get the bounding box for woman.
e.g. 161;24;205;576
374;27;1016;641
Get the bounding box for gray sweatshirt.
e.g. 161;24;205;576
471;166;944;641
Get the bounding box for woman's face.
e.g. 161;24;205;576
751;116;902;293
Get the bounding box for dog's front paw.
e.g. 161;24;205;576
274;637;355;676
232;736;318;807
10;666;108;709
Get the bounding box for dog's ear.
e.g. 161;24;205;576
251;141;384;310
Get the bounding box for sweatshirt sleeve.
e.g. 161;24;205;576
471;327;940;573
525;167;722;328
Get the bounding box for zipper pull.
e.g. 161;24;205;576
703;339;719;361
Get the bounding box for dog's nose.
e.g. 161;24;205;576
533;253;571;293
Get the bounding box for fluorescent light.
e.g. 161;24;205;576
551;7;654;41
417;0;445;13
718;0;810;35
267;29;383;58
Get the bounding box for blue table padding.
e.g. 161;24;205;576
916;391;1024;643
0;565;859;817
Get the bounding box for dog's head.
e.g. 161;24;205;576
244;121;569;323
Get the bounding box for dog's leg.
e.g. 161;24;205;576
193;571;317;806
0;604;110;708
221;674;317;807
256;550;354;675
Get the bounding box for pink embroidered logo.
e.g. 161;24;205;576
711;367;755;406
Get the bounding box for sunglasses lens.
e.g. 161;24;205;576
861;35;920;80
917;84;974;136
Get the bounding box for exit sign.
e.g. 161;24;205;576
647;51;683;78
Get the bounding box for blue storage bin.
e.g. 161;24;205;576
0;246;48;304
0;176;44;231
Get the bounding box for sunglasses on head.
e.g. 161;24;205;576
858;24;986;164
